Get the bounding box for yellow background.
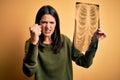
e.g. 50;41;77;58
0;0;120;80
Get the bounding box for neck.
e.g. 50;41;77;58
43;36;52;44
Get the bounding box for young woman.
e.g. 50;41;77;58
23;5;106;80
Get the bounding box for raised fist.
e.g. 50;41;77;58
29;24;42;45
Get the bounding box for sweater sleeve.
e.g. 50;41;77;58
72;34;98;68
23;39;38;77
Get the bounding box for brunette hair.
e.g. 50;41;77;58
35;5;63;53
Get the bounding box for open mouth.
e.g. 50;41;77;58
44;29;51;34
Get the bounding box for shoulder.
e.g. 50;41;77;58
61;34;70;40
61;34;72;45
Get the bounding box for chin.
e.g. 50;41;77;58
44;34;52;37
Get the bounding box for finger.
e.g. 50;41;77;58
30;24;37;31
29;26;35;32
29;26;33;31
29;27;34;34
97;28;102;33
37;25;41;30
37;25;42;34
38;31;41;35
33;23;38;26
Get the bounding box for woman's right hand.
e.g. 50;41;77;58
29;24;42;45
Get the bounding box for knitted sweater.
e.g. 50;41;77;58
23;34;98;80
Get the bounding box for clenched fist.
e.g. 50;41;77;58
29;24;42;45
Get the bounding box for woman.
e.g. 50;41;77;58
23;5;106;80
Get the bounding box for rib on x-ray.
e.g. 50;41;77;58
74;2;99;52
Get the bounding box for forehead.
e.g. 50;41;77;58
41;14;55;21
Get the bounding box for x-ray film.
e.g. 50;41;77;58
74;2;99;52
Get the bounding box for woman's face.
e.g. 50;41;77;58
40;14;56;38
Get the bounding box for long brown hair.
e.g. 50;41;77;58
35;5;63;53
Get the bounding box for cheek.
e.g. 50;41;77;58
52;25;55;29
52;24;56;30
52;26;56;32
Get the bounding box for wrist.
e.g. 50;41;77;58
30;38;39;45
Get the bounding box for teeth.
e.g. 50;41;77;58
46;30;50;32
45;30;51;33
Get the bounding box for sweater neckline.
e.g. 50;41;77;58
42;43;52;48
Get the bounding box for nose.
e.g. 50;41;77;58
46;23;51;29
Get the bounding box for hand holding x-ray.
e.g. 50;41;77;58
74;2;106;52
